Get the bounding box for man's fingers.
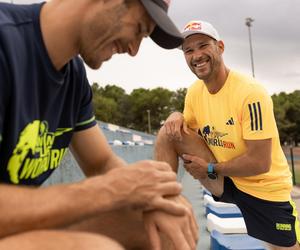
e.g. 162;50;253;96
144;218;161;250
183;122;190;135
157;182;182;197
183;225;196;250
164;123;172;137
189;210;199;243
156;170;178;183
182;154;193;162
148;161;172;172
168;228;191;250
150;197;186;216
173;123;182;141
179;196;199;243
164;121;183;141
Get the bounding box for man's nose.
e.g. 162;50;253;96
192;49;203;59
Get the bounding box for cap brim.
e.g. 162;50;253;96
140;0;183;49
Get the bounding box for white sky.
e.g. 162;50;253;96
6;0;300;95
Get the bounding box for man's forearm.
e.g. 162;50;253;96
215;153;270;177
0;177;118;238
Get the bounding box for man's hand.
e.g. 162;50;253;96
182;154;208;180
143;196;198;250
103;160;186;216
163;112;189;141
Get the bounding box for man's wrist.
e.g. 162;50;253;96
207;163;218;180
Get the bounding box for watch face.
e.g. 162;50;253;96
207;172;218;180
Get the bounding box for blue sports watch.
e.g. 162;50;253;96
207;163;218;180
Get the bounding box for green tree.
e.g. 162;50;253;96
272;91;300;145
148;87;173;131
171;88;187;112
93;95;119;123
286;91;300;145
125;87;173;133
91;83;128;125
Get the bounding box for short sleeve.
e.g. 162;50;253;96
74;62;96;132
183;87;198;129
242;86;278;140
0;45;11;148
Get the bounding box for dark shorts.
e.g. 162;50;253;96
212;177;300;247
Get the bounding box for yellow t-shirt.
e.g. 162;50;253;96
183;70;292;201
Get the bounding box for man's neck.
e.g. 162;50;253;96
204;66;230;94
39;0;81;71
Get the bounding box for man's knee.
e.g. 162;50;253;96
156;126;171;146
156;126;192;150
0;230;125;250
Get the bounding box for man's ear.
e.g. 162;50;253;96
217;40;225;53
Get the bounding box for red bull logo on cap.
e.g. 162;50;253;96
184;21;201;32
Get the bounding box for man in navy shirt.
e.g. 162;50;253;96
0;0;198;249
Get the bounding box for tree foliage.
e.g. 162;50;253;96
272;91;300;145
91;83;186;133
91;82;300;144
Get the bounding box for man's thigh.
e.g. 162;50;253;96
0;230;124;250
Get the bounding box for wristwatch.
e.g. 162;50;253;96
207;163;218;180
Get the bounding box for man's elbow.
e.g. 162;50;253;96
257;158;272;174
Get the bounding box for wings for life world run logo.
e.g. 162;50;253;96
7;120;72;184
202;125;235;149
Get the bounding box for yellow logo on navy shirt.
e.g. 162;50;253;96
7;120;72;184
202;125;235;149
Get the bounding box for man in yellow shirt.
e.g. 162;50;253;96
155;20;300;249
0;1;198;250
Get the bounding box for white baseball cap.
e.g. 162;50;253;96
181;20;220;41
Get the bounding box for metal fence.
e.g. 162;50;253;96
284;146;300;186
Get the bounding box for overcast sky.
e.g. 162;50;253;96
6;0;300;95
87;0;300;95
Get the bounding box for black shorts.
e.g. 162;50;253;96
213;177;300;247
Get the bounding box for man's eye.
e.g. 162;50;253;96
184;49;192;54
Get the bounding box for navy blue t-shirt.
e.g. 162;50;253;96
0;3;96;185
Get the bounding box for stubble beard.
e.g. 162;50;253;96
79;2;126;69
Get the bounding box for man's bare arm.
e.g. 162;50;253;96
0;175;124;238
214;139;272;176
69;125;126;176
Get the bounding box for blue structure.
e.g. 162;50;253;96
210;230;266;250
206;204;243;218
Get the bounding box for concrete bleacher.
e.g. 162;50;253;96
99;121;155;145
44;121;155;185
206;204;243;218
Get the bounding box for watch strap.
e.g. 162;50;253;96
207;163;215;173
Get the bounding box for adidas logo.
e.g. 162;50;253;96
226;117;234;125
